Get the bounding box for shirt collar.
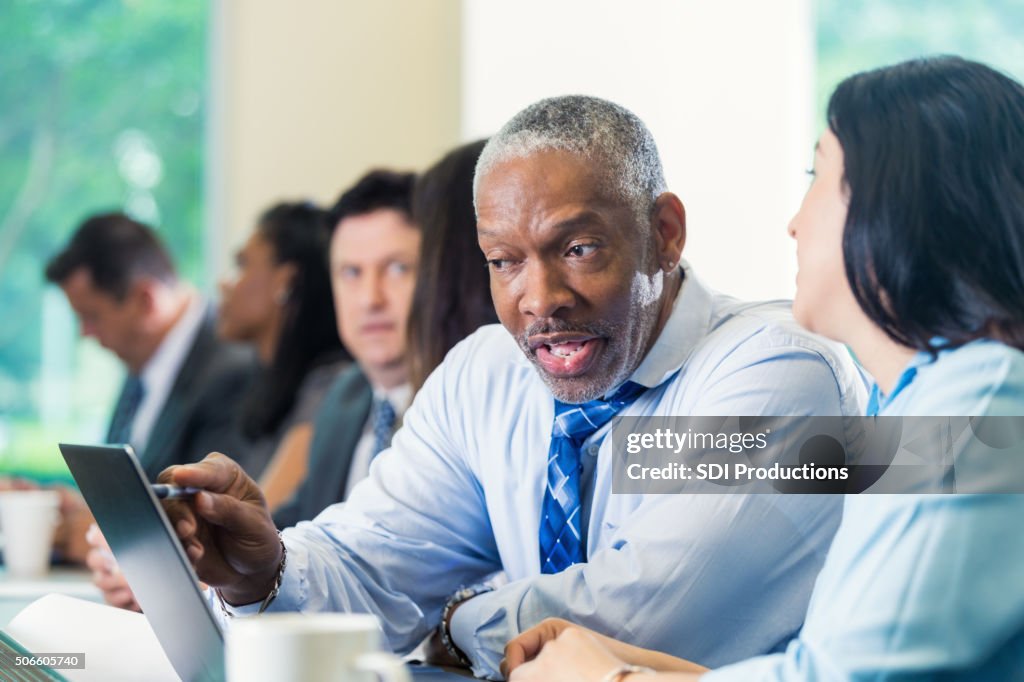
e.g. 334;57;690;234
865;346;937;416
626;260;713;390
139;294;205;390
373;382;413;416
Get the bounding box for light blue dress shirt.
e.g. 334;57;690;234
215;264;866;679
705;340;1024;681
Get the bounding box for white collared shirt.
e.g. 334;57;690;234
130;294;206;453
343;382;413;498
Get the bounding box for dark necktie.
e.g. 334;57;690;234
370;397;397;459
539;381;647;573
106;375;145;445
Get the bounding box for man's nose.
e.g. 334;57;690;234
359;271;387;310
518;261;575;318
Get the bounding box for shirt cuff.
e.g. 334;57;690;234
449;590;508;679
203;585;263;624
202;532;308;624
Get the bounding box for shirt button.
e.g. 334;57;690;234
588;445;600;456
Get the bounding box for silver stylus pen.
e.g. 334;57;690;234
151;484;203;499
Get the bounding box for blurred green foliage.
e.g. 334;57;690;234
0;0;207;477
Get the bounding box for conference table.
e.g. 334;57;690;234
0;566;101;624
0;567;471;681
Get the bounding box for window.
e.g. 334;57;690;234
0;0;209;480
816;0;1024;119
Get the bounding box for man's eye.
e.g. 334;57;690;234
567;244;598;258
386;261;410;276
487;258;512;272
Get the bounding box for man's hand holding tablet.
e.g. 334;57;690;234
158;453;283;607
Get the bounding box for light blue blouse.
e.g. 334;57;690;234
706;339;1024;680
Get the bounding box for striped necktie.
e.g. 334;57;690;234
539;380;646;573
370;397;397;459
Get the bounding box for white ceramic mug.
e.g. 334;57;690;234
226;612;411;682
0;490;60;577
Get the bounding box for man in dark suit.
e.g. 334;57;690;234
271;365;371;527
273;170;421;527
46;212;257;481
42;211;258;568
113;304;257;479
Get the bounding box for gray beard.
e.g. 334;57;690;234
516;291;662;404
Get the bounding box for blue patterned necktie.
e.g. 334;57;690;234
370;397;397;459
539;380;647;573
106;375;145;445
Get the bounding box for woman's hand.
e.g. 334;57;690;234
506;621;626;682
503;617;574;674
504;618;710;681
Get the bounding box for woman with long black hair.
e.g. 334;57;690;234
218;201;350;509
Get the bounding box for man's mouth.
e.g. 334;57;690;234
530;335;605;378
361;321;395;334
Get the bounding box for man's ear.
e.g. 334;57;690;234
650;192;686;272
128;278;159;316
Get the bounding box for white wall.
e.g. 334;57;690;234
461;0;813;301
211;0;462;273
215;1;816;300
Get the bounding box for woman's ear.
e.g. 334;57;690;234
274;263;298;305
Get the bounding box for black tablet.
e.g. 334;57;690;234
58;444;469;682
58;443;224;682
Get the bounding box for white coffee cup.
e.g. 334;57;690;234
0;490;60;577
226;612;411;682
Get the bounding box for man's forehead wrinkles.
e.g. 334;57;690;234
478;207;610;242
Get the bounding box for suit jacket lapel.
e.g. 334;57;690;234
140;305;218;479
306;367;373;514
106;379;134;442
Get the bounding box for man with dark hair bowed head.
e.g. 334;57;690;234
42;212;255;564
45;212;257;480
162;96;866;679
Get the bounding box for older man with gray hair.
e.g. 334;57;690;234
161;95;866;679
